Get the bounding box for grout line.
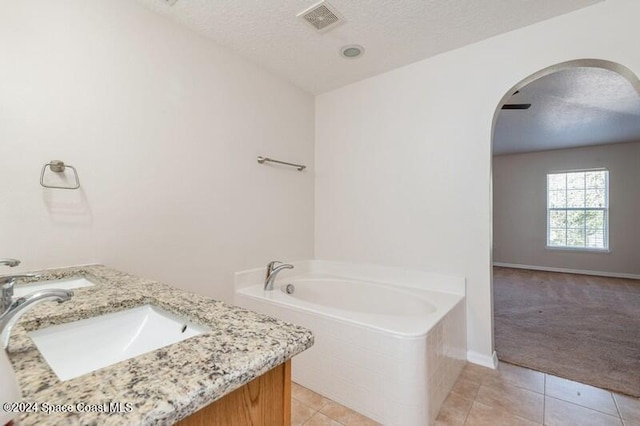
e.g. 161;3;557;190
544;372;626;418
292;396;319;426
470;400;543;425
477;368;545;396
294;391;357;426
461;398;473;425
611;392;624;421
542;373;546;425
300;407;320;426
486;378;546;396
545;395;622;419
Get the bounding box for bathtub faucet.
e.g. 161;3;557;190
264;261;293;291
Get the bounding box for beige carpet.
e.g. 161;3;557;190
493;266;640;397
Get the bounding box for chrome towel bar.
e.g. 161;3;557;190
257;156;306;171
40;160;80;190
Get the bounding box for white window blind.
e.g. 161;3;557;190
547;169;609;250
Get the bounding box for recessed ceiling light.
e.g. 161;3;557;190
340;45;364;59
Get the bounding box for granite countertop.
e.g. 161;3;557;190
5;265;314;425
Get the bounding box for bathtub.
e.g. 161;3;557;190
234;261;466;426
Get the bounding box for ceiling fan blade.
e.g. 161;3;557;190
502;103;531;110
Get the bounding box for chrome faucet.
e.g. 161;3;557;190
0;274;74;349
0;274;38;312
0;259;20;268
264;261;293;291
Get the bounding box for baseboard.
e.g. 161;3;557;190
467;351;498;369
493;262;640;280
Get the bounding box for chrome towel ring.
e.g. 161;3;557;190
40;160;80;190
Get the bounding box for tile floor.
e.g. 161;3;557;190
291;362;640;426
291;382;381;426
436;362;639;426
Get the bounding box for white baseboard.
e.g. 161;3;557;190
467;351;499;369
493;262;640;280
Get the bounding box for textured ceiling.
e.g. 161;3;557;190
494;67;640;155
135;0;601;94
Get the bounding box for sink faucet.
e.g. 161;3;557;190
1;274;38;313
264;261;293;291
0;274;74;349
0;259;20;268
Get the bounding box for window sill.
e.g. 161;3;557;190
545;246;611;254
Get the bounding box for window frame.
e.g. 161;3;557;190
545;168;610;252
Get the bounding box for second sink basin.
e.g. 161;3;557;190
29;305;208;381
13;276;95;298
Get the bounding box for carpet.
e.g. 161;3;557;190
493;266;640;397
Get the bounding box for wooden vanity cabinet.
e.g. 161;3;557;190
177;360;291;426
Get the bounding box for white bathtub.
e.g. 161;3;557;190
234;261;466;425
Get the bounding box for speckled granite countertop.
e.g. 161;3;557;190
5;265;313;425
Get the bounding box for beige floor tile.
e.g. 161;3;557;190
345;411;381;426
464;401;540;426
613;393;640;426
292;382;329;410
451;377;482;400
545;374;618;415
292;398;317;426
320;400;356;424
459;363;496;385
435;392;474;426
304;412;343;426
475;381;544;423
482;362;544;394
544;396;622;426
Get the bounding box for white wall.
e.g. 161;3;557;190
0;0;315;302
315;0;640;362
493;142;640;276
4;0;640;365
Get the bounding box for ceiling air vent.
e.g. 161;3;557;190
298;1;345;33
502;104;532;110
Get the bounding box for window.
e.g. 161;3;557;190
547;169;609;250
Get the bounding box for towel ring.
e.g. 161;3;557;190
40;160;80;190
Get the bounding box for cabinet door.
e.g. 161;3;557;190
177;360;291;426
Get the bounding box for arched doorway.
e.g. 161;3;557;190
490;59;640;397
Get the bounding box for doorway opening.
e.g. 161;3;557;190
490;59;640;397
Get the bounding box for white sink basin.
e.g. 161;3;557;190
13;277;95;298
28;305;208;381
